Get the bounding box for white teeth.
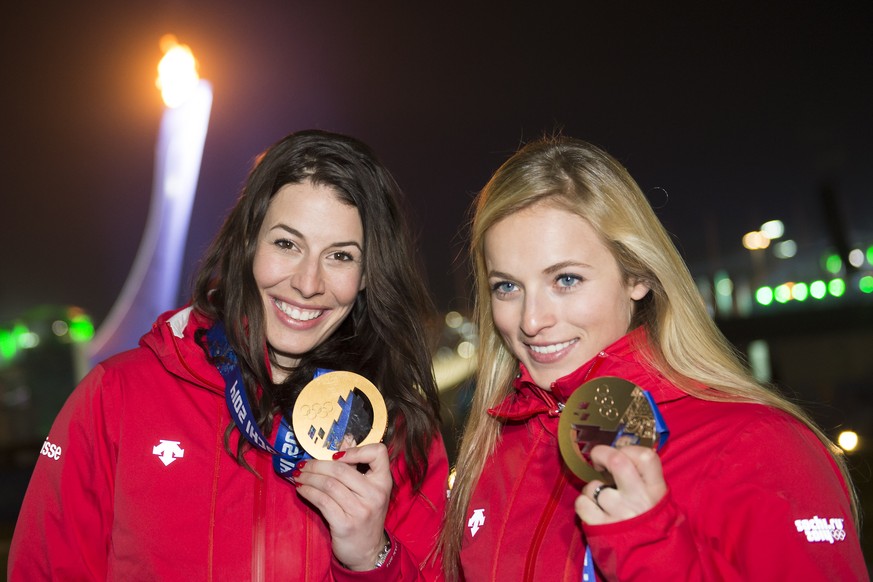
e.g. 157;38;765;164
274;299;322;321
529;340;574;354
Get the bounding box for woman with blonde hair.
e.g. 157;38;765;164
440;135;866;580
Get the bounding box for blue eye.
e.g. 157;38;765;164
491;281;517;295
556;274;581;288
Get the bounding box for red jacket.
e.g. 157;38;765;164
9;306;448;582
460;328;867;581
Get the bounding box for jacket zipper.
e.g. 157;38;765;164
252;453;268;582
523;466;569;581
521;378;585;580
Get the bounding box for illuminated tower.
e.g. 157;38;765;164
87;37;212;365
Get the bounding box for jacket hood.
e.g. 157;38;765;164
139;306;225;396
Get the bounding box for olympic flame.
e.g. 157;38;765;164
156;35;200;108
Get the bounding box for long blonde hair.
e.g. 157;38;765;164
439;135;858;579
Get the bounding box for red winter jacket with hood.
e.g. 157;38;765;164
459;327;867;581
9;306;448;582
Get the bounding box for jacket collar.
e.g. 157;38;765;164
489;327;648;421
140;306;225;395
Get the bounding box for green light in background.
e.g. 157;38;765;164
715;276;733;297
828;278;846;297
774;284;791;304
860;276;873;294
69;315;95;343
824;254;842;274
810;280;827;299
793;282;808;301
756;287;773;306
0;329;15;361
867;246;873;266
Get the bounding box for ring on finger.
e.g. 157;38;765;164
592;484;612;510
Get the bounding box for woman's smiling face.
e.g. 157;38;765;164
253;181;365;375
484;202;649;389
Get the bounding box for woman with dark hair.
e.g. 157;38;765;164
440;135;866;580
10;130;448;581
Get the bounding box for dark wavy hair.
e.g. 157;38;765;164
192;129;441;487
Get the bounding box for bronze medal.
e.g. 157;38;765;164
291;371;388;460
557;376;658;483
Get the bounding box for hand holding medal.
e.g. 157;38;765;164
291;371;394;571
559;377;670;579
557;376;666;485
292;371;389;459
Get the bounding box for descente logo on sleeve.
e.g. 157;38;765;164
40;437;62;461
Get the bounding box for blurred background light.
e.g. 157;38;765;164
773;239;797;259
792;282;808;302
756;286;774;306
828;278;846;297
774;284;791;304
760;219;784;240
810;280;827;299
824;253;843;275
445;311;463;329
838;430;859;452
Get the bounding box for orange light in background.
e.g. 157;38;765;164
156;35;200;108
742;231;771;250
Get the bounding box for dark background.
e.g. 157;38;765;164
3;1;872;323
2;0;872;574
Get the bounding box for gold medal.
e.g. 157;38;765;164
557;376;658;483
291;371;388;460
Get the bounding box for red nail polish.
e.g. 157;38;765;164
332;451;346;460
291;469;301;478
296;461;306;470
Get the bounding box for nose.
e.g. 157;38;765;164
290;254;325;298
519;289;556;337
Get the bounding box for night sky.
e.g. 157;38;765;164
2;1;872;327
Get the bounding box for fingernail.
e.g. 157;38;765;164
293;480;302;488
332;451;346;460
291;469;301;478
296;461;306;470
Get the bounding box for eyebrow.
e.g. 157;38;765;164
488;260;591;280
543;260;591;275
487;270;514;280
269;224;363;250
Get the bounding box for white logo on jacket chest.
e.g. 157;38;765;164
468;508;485;537
152;440;185;466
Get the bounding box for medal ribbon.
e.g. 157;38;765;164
205;321;326;482
582;389;668;581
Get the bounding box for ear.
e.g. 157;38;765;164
630;280;650;301
358;273;367;291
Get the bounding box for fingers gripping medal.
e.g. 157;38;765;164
557;376;664;484
292;371;388;460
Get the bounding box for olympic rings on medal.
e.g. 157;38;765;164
291;371;388;460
